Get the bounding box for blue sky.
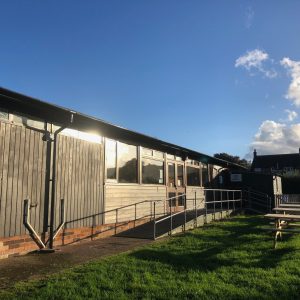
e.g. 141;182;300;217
1;1;300;159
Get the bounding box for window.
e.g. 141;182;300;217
118;142;138;183
168;163;175;187
0;110;9;120
177;164;184;187
187;166;200;186
106;139;117;180
202;163;209;186
142;158;164;184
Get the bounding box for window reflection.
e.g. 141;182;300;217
177;165;184;187
106;140;117;179
168;163;175;187
142;158;164;184
118;142;137;183
187;166;200;186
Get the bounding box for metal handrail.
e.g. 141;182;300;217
153;188;244;240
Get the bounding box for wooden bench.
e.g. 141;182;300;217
273;207;300;214
279;204;300;208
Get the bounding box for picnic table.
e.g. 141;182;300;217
264;213;300;248
279;203;300;208
273;207;300;214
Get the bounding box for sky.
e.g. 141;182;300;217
1;1;300;160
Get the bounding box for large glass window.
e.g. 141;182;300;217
106;139;117;180
177;164;184;187
142;158;164;184
118;142;138;183
202;163;209;186
168;163;175;187
187;166;200;186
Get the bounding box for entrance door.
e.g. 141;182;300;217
167;161;185;212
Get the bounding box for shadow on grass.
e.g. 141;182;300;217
130;215;298;272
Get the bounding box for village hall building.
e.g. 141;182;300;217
0;87;242;259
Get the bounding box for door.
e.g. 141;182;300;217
167;161;186;212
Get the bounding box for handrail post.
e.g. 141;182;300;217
115;208;118;234
184;195;187;233
221;190;223;211
227;191;229;211
195;191;197;227
233;191;235;211
205;189;207;224
153;202;156;240
213;190;216;217
170;199;173;236
134;203;137;226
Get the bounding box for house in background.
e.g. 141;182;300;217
251;149;300;176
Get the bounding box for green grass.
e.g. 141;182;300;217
1;215;300;300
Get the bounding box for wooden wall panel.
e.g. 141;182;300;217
186;187;205;210
0;123;47;237
55;135;103;230
104;184;167;223
0;121;104;238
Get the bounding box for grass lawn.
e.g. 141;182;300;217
1;215;300;299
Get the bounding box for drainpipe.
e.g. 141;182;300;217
49;113;74;250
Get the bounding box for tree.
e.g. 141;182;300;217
214;152;251;169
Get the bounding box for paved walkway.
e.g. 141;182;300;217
0;236;155;289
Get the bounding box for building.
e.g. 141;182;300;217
0;87;243;259
251;149;300;175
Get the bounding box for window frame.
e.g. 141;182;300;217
105;138;140;185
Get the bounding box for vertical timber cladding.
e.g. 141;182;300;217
0;122;47;238
186;187;205;210
54;134;104;230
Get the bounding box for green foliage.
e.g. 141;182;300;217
214;153;251;169
1;216;300;299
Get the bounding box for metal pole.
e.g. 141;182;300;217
135;203;137;225
221;190;223;211
115;208;118;234
227;191;229;211
170;198;173;236
184;195;187;233
205;189;207;224
195;191;197;227
153;202;156;240
213;190;216;216
233;191;235;211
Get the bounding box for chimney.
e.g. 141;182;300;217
253;149;257;159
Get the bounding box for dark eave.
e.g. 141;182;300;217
0;86;246;170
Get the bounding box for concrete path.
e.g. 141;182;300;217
0;236;155;290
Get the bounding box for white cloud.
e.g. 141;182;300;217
248;120;300;157
280;57;300;106
235;49;277;78
245;6;254;29
284;109;298;122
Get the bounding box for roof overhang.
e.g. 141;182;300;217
0;86;246;170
